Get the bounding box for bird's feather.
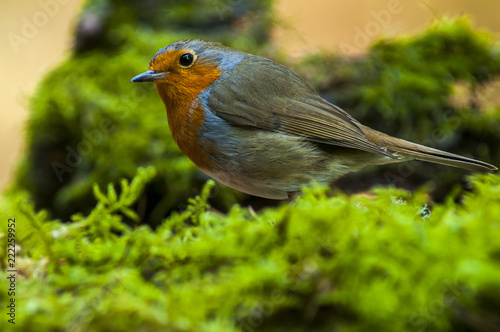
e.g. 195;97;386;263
360;125;497;173
208;56;396;158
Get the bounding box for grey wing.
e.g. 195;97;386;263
207;55;396;158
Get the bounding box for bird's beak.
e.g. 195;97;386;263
130;70;166;83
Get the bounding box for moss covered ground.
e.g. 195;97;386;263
1;171;500;331
1;0;499;330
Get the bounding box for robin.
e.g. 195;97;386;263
131;39;497;200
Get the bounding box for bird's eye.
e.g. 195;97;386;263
179;53;195;67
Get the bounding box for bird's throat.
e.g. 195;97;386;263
161;93;214;170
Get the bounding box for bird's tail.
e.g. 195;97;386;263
360;125;497;173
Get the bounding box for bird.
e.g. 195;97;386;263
131;39;497;200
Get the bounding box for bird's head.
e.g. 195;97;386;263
131;39;243;108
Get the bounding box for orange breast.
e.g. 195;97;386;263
166;98;213;169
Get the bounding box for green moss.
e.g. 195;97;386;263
1;169;500;331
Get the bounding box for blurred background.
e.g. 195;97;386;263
1;0;499;215
273;0;500;57
1;0;83;191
